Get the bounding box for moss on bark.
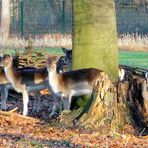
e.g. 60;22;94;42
73;0;119;82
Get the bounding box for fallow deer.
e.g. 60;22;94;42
0;54;64;116
46;55;109;111
62;48;72;71
0;66;45;112
62;48;126;82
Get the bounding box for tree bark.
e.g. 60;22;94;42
76;77;131;131
127;77;148;135
0;0;10;40
72;0;119;82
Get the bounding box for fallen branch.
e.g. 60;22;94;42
0;107;37;121
0;107;18;116
15;113;37;120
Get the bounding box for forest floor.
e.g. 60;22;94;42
0;91;148;147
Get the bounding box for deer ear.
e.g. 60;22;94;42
55;56;60;62
3;54;11;60
62;48;66;53
6;54;12;59
45;55;49;59
0;49;5;57
145;72;148;80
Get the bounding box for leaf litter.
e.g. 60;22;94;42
0;91;148;147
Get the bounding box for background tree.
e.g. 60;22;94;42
0;0;10;40
72;0;119;82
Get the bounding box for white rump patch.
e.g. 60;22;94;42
119;68;125;81
70;82;92;96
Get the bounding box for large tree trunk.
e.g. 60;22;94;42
0;0;10;40
72;0;119;82
70;0;148;135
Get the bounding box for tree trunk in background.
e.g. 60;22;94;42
0;0;10;40
72;0;118;82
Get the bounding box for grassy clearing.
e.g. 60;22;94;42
1;47;63;55
119;50;148;69
1;48;147;69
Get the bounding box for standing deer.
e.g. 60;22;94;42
62;48;125;82
46;55;109;111
0;54;64;116
0;65;44;112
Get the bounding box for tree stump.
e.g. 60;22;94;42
74;74;148;135
127;76;148;135
76;78;131;132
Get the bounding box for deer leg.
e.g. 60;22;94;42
0;86;8;111
59;98;63;114
62;95;72;110
33;92;41;113
68;62;72;71
22;90;29;116
49;93;61;116
47;84;60;116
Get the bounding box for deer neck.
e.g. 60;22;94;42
48;67;59;92
0;69;9;84
4;62;17;85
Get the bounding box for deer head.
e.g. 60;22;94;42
46;55;60;72
62;48;72;63
0;54;12;67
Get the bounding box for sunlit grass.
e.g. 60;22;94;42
119;50;148;68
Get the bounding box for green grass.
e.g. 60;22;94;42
43;49;148;69
36;47;63;55
2;47;63;55
119;50;148;69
